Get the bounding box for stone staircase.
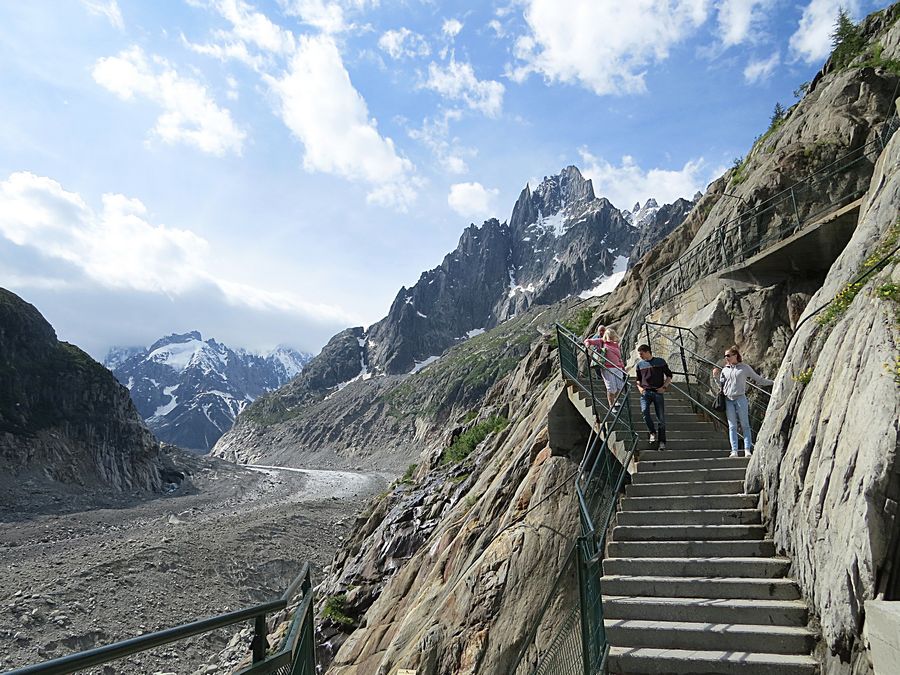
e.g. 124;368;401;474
598;387;819;674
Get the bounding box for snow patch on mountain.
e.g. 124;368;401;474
579;256;630;298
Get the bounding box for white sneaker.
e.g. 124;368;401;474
649;433;657;443
729;450;739;458
743;449;753;457
658;442;666;450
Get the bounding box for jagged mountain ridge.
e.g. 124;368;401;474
364;165;694;376
0;288;166;501
213;166;694;464
106;332;311;452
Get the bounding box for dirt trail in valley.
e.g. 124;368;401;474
0;458;388;674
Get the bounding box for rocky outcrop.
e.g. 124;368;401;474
0;289;165;500
318;339;580;674
212;299;593;470
627;197;695;268
746;108;900;675
107;332;311;452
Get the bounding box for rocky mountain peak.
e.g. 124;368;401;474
107;334;312;452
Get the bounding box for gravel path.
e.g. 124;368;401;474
0;458;388;674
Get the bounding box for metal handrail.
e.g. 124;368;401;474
642;322;772;442
8;563;315;675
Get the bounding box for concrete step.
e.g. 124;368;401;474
607;539;776;558
602;596;809;626
602;557;790;578
612;524;766;541
601;575;800;600
607;646;818;674
621;494;759;511
617;508;761;526
637;456;749;472
632;467;748;484
637;439;728;452
638;446;731;459
625;480;746;497
605;618;817;655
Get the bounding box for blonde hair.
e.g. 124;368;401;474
603;328;620;343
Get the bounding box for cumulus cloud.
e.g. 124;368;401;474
378;27;430;59
510;0;709;96
81;0;124;29
0;171;355;355
425;58;505;118
578;149;713;210
448;182;499;220
744;51;780;83
264;34;417;209
442;18;463;38
183;0;419;209
92;46;245;156
715;0;774;47
789;0;860;63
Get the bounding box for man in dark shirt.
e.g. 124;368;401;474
635;344;673;449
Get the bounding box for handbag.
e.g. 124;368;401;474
714;391;726;411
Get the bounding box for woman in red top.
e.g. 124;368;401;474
584;326;627;410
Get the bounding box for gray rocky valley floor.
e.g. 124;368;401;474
0;458;389;674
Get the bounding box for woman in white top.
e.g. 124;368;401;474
712;345;774;457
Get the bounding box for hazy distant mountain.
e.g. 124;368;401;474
105;332;311;452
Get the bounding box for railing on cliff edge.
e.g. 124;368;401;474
622;111;900;356
7;563;316;675
642;321;772;441
513;325;638;675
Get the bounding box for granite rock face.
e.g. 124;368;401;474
0;289;164;497
318;340;580;674
746;112;900;675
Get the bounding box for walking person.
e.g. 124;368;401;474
635;344;673;450
584;326;627;411
712;346;774;457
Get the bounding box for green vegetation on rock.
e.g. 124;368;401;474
441;416;508;465
322;595;354;626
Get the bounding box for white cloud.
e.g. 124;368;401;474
212;0;297;53
81;0;124;30
715;0;773;47
425;58;505;118
0;171;355;327
510;0;709;96
488;19;506;38
282;0;347;33
789;0;860;64
442;18;464;38
744;51;781;83
92;46;245;156
578;149;712;210
409;110;474;175
378;28;430;59
264;34;417;209
448;182;499;220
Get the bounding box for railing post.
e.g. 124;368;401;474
790;186;801;230
252;615;267;663
677;330;693;410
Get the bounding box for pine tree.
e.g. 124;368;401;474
770;102;786;128
830;8;864;70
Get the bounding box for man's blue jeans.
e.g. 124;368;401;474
640;391;666;442
725;395;752;451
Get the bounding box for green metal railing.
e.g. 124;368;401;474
514;325;638;674
8;563;316;675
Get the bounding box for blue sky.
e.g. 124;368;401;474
0;0;890;357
